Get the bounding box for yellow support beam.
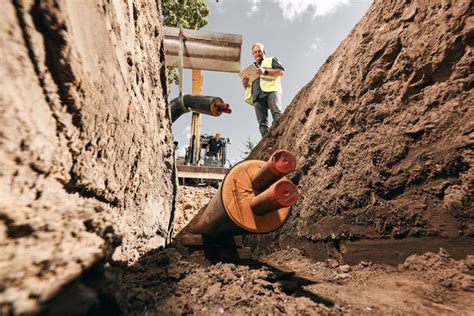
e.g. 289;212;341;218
189;69;203;164
192;69;203;94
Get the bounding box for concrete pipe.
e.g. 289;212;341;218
170;95;231;123
189;150;299;236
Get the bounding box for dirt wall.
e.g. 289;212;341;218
249;0;473;259
0;0;174;313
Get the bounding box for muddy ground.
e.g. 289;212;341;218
110;185;474;315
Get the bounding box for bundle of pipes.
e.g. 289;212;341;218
170;95;232;123
189;150;299;236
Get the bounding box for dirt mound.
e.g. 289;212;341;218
0;1;173;313
106;246;473;315
116;248;331;315
249;0;473;260
401;249;474;292
112;184;471;314
173;185;217;237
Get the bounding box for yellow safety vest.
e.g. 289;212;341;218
245;57;282;105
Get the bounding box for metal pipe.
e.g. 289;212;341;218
170;95;231;123
216;103;232;114
250;179;299;216
251;150;296;192
163;26;242;73
187;150;299;236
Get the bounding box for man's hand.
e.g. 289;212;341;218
256;67;264;76
242;76;249;88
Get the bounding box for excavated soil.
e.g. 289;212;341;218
113;247;474;315
85;1;474;311
1;1;174;313
248;0;474;262
111;185;474;315
172;185;216;238
2;0;473;314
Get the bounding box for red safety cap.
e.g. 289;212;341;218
268;179;299;207
267;150;296;176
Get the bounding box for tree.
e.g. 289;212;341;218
161;0;210;85
241;137;256;159
161;0;209;30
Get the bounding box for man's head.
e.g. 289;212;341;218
215;132;221;139
252;43;265;63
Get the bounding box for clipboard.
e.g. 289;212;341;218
239;63;259;82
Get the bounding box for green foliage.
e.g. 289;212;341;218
161;0;210;86
167;67;180;86
162;0;209;30
241;137;256;159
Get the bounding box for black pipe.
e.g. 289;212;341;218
170;95;231;123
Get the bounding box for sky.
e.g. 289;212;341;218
170;0;372;165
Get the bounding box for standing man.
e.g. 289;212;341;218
242;43;284;137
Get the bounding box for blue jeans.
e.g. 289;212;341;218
254;92;282;136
